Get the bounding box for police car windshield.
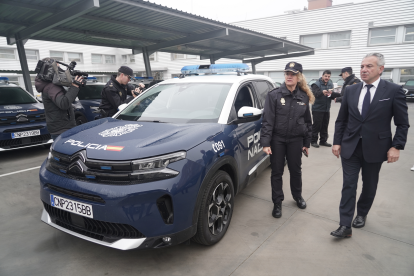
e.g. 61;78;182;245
0;87;36;105
78;85;104;100
117;82;231;123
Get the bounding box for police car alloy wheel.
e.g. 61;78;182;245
192;170;234;245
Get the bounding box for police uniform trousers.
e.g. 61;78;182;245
339;139;382;227
270;138;303;204
311;111;330;143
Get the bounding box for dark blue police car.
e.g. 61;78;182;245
0;77;52;151
39;64;275;250
72;77;105;124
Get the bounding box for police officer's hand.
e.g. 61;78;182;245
138;82;145;89
263;147;272;155
302;147;309;156
332;145;341;158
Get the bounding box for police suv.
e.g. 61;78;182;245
72;77;105;124
39;64;274;250
0;77;52;151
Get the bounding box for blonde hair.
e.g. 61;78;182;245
297;72;315;104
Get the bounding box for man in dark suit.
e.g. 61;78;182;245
330;53;409;238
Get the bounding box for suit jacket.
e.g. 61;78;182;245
333;79;409;163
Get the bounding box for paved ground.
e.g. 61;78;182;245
1;103;413;276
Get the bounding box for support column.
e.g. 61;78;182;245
16;37;33;94
210;56;215;64
251;62;257;74
142;47;152;77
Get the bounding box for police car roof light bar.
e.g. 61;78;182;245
180;63;250;76
134;77;154;80
0;77;10;83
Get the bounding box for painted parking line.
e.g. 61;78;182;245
0;166;41;178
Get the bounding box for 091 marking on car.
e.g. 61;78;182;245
50;194;93;218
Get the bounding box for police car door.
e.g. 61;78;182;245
231;82;265;188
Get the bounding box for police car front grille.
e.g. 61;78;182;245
47;150;158;185
46;184;105;204
0;113;46;126
43;202;146;241
0;134;51;149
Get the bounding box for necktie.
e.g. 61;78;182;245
361;84;373;120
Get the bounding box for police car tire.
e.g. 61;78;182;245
76;115;87;125
192;170;234;245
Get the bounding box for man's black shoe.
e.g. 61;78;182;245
319;142;332;147
330;226;352;238
352;216;366;228
293;196;307;209
311;143;319;148
272;203;282;218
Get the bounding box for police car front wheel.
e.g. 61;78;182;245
192;170;234;245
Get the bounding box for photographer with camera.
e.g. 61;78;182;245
99;66;144;118
35;57;85;140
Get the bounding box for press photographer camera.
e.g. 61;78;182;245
35;58;88;87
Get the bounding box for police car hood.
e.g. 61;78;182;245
80;99;100;106
0;103;44;115
54;118;222;160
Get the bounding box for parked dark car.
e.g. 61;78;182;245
403;79;414;102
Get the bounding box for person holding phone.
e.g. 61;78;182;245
310;70;340;148
260;62;314;218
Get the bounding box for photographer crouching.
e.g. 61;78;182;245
99;66;145;118
35;57;87;140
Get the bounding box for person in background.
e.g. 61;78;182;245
260;62;314;218
310;70;340;148
99;66;144;117
335;67;361;103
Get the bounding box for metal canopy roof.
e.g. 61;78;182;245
0;0;313;61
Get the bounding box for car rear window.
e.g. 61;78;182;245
78;85;105;100
0;87;37;105
117;82;231;123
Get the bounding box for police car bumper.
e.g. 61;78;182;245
39;159;201;249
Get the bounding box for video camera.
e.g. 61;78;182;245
35;59;88;87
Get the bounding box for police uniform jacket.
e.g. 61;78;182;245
336;74;361;103
260;83;312;148
99;75;134;117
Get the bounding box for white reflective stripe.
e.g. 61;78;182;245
41;208;146;250
0;166;41;178
248;155;269;176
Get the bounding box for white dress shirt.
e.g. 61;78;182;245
358;77;381;114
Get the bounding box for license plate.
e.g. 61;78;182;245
50;194;93;218
11;129;40;139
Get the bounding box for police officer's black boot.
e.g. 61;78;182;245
272;203;282;218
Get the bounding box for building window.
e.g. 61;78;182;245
329;31;351;48
50;51;64;61
122;54;135;64
382;68;393;80
400;68;414;83
300;34;323;49
67;52;83;63
186;54;198;59
7;76;19;85
369;27;397;45
24;49;39;61
268;72;284;83
91;54;102;64
172;53;186;60
404;25;414;42
0;48;16;59
149;52;157;61
105;55;115;64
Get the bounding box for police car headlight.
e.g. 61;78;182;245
130;151;186;180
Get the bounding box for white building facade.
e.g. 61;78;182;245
0;0;413;88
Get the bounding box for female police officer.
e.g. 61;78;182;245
260;62;314;218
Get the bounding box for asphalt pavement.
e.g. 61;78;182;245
0;102;413;276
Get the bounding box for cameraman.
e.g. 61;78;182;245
99;66;144;117
35;57;82;140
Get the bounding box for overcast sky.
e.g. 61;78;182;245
144;0;371;23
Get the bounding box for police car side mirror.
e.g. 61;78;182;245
118;103;128;112
237;106;262;118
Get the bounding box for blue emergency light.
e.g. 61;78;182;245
133;77;154;80
0;77;10;82
181;63;250;75
87;77;97;80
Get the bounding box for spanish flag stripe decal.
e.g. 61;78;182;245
106;146;124;151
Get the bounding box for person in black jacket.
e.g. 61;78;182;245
260;62;315;218
335;67;361;103
99;66;144;117
310;70;341;148
35;58;82;140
